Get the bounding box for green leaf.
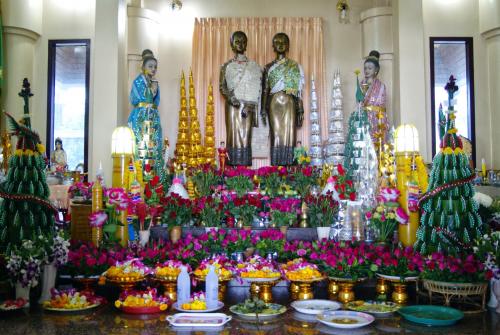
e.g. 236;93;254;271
103;223;117;234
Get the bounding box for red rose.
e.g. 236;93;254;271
144;185;152;199
337;164;345;176
349;192;356;201
155;185;164;195
144;164;152;173
150;175;160;187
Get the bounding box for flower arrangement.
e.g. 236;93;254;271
420;253;491;283
305;193;339;227
64;242;128;278
222;229;258;255
474;231;500;280
105;258;152;279
281;240;313;261
49;230;70;268
268;197;301;227
290;166;318;198
143;166;164;205
331;164;356;201
193;255;235;280
114;288;169;310
372;245;423;278
366;188;408;243
194;196;224;227
281;258;323;281
314;241;375;281
236;255;281;279
229;194;262;227
191;164;222;197
225;166;255;197
181;291;207;310
6;236;48;287
155;260;192;279
89;211;107;228
255;230;286;255
257;166;287;197
42;288;104;309
68;182;93;201
160;193;193;228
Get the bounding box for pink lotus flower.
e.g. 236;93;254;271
395;207;409;224
89;211;107;227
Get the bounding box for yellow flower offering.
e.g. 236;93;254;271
282;258;322;281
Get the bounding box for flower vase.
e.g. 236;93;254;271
139;230;150;247
488;278;498;309
38;263;57;303
91;226;103;247
169;226;182;244
15;282;30;305
316;227;330;240
494;280;500;313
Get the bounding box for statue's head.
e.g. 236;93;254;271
141;49;154;59
142;55;158;77
230;31;247;54
364;50;380;79
272;33;289;54
220;141;225;148
55;137;63;151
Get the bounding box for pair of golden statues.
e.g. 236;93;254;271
220;32;304;166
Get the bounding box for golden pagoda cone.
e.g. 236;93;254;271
187;68;204;168
204;83;216;165
175;71;189;166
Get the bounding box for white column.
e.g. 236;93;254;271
360;6;394;124
126;4;159;121
1;0;42;131
90;0;127;182
480;0;500;169
392;0;428;160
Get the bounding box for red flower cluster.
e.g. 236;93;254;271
331;164;356;201
224;166;255;178
257;166;287;177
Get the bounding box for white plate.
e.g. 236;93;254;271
376;273;418;282
291;299;341;315
167;313;231;327
317;311;375;329
229;303;286;320
173;301;224;313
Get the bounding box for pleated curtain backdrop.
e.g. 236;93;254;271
191;17;327;167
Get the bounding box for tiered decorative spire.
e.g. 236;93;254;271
174;71;189;166
204;84;216;166
309;76;323;166
187;69;204;167
325;70;345;165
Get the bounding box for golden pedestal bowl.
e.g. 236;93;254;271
245;277;281;304
154;275;179;303
106;275;145;291
329;277;366;304
376;274;418;305
287;276;326;301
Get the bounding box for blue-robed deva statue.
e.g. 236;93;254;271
128;49;164;179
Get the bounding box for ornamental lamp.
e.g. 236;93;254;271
111;127;135;189
394;124;419;154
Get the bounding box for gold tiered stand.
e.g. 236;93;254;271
288;276;326;301
246;277;281;303
106;275;145;292
329;277;366;304
195;275;232;302
154;275;178;303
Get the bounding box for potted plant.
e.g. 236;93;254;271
191;164;222;197
268;197;301;233
223;229;258;259
255;229;286;260
229;194;262;229
289;166;318;199
68;181;93;203
193;196;224;230
257;166;287;198
306;194;339;240
224;166;255;197
160;193;193;243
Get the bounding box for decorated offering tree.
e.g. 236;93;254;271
0;80;57;253
415;76;483;256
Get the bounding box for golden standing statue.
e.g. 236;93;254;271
262;33;305;166
220;31;262;166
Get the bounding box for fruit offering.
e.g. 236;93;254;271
106;258;151;280
0;298;28;310
42;289;104;310
194;256;234;280
114;288;169;311
155;260;191;279
180;292;207;311
237;255;281;279
281;258;323;281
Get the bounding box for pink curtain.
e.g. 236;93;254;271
192;17;327;167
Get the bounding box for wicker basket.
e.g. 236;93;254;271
70;202;93;242
422;279;488;312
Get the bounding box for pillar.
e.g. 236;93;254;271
360;6;394;124
90;0;127;183
1;0;42;132
479;0;500;169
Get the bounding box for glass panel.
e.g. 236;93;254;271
52;44;87;171
432;41;470;154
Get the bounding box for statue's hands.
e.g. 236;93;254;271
230;96;240;108
241;104;255;119
297;112;304;127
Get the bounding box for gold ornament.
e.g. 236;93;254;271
174;71;189;166
204;84;216;166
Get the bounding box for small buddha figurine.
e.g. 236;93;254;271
50;137;67;172
217;141;229;172
163;138;171;169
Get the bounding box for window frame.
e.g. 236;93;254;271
46;39;91;173
429;37;475;163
